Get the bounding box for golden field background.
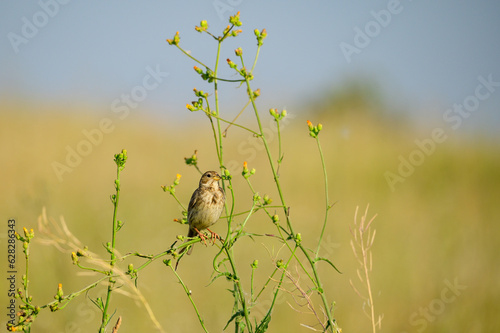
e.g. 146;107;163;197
1;99;499;333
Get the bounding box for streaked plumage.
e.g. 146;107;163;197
185;171;225;255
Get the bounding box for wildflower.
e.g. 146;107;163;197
229;11;242;27
174;174;182;186
242;161;256;179
195;20;209;32
166;31;180;45
227;58;237;69
307;120;322;138
184;150;198;166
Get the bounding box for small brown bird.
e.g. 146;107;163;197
183;171;225;255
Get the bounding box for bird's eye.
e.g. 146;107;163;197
206;174;211;177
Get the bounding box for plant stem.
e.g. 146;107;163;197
225;247;252;331
169;265;209;333
100;161;122;332
214;39;223;166
244;77;339;332
315;136;330;256
175;44;211;70
41;276;110;310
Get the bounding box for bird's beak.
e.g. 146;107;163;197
214;174;221;181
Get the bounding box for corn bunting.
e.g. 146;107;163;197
182;170;225;255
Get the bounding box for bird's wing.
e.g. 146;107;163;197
187;188;200;214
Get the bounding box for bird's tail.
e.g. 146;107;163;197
186;228;195;255
175;229;195;270
179;228;196;256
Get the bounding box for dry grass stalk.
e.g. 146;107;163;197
349;204;383;333
36;207;165;332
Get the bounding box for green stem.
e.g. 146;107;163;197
276;118;283;166
232;201;256;241
250;265;256;304
175;44;211;70
214;39;223;165
203;110;259;136
100;163;122;332
220;205;284;219
41;276;110;310
254;266;278;301
75;263;108;275
213;38;252;331
251;44;262;73
225;247;252;331
256;246;297;329
169;265;209;333
244;77;338;332
315;136;330;256
24;243;30;303
169;191;187;211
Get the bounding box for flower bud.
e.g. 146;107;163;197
296;233;302;245
231;29;242;37
229;11;242;26
71;252;78;265
195;20;209;32
263;194;272;205
57;283;63;299
166;31;180;45
307;120;313;130
227;58;237;69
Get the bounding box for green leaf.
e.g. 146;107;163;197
223;309;245;330
90;297;104;311
314;257;342;274
206;272;227;287
256;312;271;333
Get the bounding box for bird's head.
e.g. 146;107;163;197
199;171;222;189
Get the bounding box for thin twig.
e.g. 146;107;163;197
112;316;122;333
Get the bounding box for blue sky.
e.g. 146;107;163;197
1;1;499;133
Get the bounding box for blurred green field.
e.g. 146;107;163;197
1;101;499;332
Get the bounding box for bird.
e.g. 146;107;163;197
182;171;225;256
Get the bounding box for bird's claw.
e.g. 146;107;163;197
207;228;221;245
194;228;221;246
194;228;208;246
